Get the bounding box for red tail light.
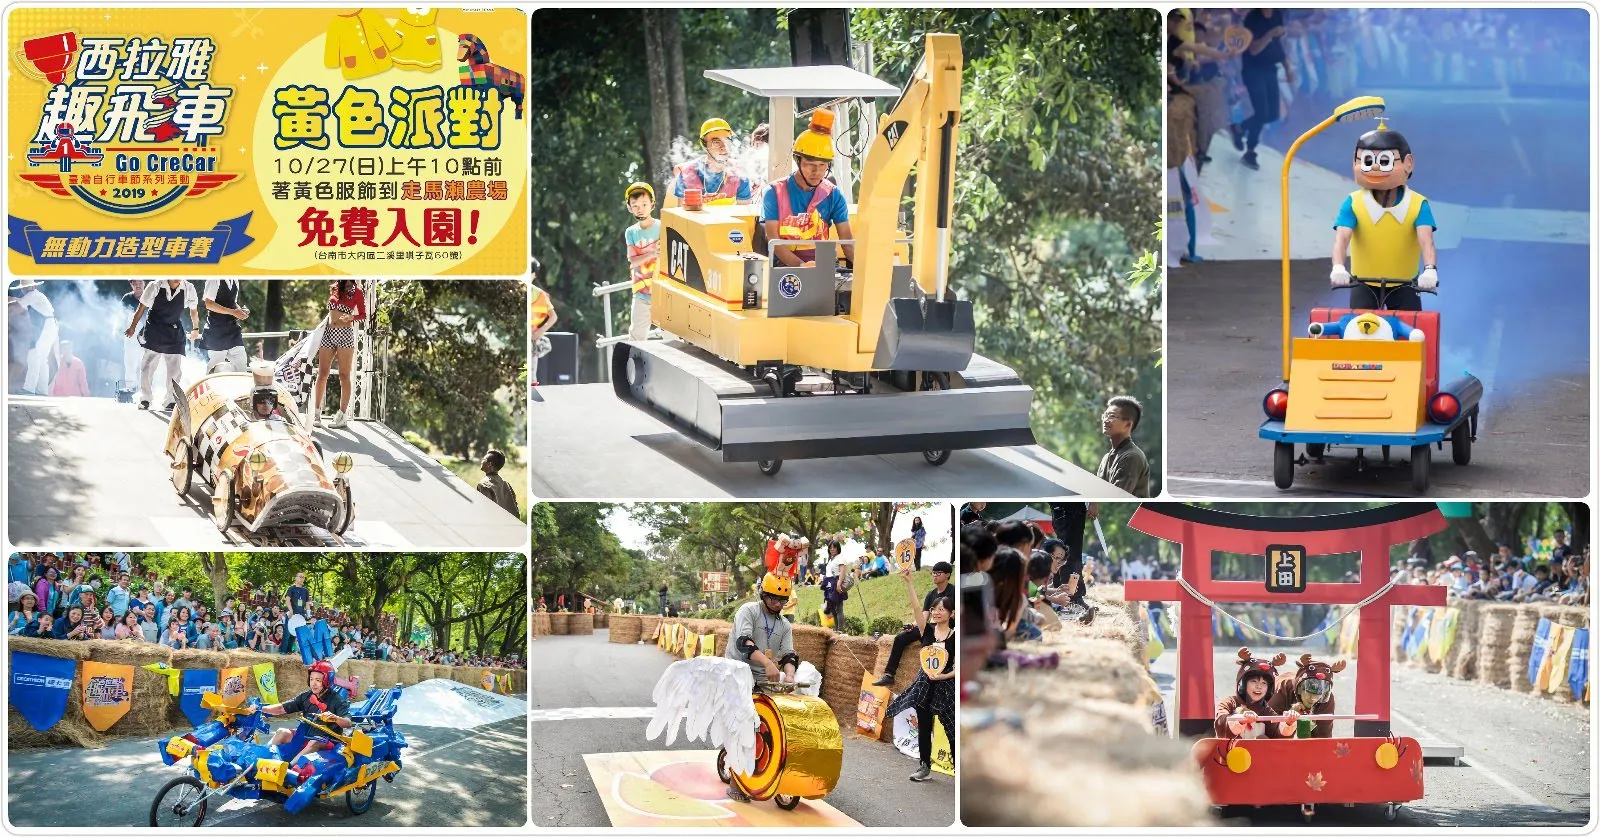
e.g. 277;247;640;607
1428;392;1460;424
1263;389;1289;420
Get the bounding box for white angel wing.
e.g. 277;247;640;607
647;657;758;775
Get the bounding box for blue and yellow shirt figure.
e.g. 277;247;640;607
1333;186;1436;282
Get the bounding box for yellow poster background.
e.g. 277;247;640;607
7;7;527;275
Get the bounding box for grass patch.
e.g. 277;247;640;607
689;570;939;636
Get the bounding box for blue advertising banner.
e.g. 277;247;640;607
179;669;219;727
9;651;76;731
1569;628;1589;702
1527;617;1553;687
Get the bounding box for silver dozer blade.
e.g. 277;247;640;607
612;339;1036;463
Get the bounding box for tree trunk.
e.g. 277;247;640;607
663;10;688;142
1563;503;1589;551
1447;516;1497;560
198;554;230;614
873;503;896;555
263;281;284;358
642;10;673;185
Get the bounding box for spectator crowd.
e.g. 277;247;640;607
7;553;523;670
1397;533;1590;607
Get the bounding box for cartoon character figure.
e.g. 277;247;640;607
1308;311;1425;342
1268;653;1346;738
457;34;525;119
1215;648;1298;739
1329;121;1437;312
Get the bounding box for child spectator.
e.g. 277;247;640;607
623;182;660;341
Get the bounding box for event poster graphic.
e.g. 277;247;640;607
6;7;528;275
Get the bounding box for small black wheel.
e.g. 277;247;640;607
1301;803;1315;822
758;459;783;476
1305;442;1326;459
346;779;376;814
923;449;951;466
775;794;802;811
149;775;208;827
1411;444;1431;493
1451;420;1473;466
171;439;193;496
715;748;732;784
213;478;237;533
1386;802;1400;821
1273;442;1294;489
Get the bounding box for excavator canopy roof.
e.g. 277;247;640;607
703;65;898;99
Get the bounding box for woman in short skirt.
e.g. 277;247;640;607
313;280;366;428
884;565;956;782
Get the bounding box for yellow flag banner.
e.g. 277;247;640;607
142;662;182;696
220;666;250;707
699;634;716;657
252;662;279;704
481;671;496;691
932;717;955;776
1536;624;1569;691
81;661;134;732
1545;625;1576;693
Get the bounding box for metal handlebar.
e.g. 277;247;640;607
1226;713;1380;722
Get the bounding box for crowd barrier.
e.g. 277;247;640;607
1383;599;1590;705
7;636;527;749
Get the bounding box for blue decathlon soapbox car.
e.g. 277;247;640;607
148;685;406;826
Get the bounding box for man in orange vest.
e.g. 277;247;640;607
623;182;659;340
531;283;557;385
760;110;853;268
669;118;752;207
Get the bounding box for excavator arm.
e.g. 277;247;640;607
850;33;971;367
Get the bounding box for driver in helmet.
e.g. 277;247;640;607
251;386;288;422
1330;122;1437;312
669;117;752;207
762;110;854;269
261;660;353;768
727;573;799;687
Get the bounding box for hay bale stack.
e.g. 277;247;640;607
983;635;1161;707
791;625;831;675
1447;602;1482;680
372;660;400;690
530;612;549;637
874;632;923;697
1071;596;1145;665
513;670;527;692
609;614;642;644
711;622;733;658
961;703;1213;827
549;612;571;635
639;614;662;641
568;613;595;635
821;634;880;729
394;662;423;686
1506;607;1541;692
277;655;311;699
1476;605;1516;688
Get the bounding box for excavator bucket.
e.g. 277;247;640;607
872;298;976;372
613;339;1035;464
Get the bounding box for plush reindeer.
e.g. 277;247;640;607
1269;653;1347;738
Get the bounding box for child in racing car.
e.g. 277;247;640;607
1215;648;1299;739
260;660;354;779
1268;653;1346;738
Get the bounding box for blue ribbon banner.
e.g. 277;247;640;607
10;651;76;732
179;669;219;727
6;213;254;264
1527;617;1553;686
1569;628;1589;702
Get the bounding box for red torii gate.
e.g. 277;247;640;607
1123;504;1447;738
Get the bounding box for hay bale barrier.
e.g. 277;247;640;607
1447;602;1482;680
343;659;377;700
549;612;572;635
821;634;879;728
594;612;609;629
874;632;922;697
531;612;550;637
568;613;595;635
711;622;733;658
372;660;400;690
609;614;642;644
639;614;662;641
1506;607;1540;693
791;624;832;674
395;662;423;686
1477;605;1515;688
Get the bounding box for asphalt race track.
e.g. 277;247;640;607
5;714;527;828
7;396;527;548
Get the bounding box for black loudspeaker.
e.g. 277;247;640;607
535;332;579;385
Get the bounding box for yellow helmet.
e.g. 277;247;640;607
792;109;836;161
699;117;733;141
760;572;792;598
624;181;654;202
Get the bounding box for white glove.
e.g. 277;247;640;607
1330;263;1352;288
1417;267;1438;291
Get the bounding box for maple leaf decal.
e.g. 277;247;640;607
1306;772;1327;792
1334;743;1351;758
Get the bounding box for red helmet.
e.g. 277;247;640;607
309;660;335;686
